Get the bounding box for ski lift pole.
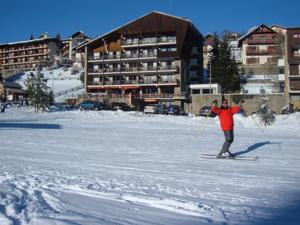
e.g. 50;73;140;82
199;61;213;134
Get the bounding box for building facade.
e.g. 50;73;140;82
203;34;214;70
0;34;59;77
81;11;203;107
59;31;91;62
238;25;286;94
286;27;300;108
224;32;242;63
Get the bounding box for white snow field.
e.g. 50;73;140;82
0;108;300;225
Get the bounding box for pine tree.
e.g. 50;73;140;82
25;71;53;112
210;34;240;93
55;33;61;41
30;34;34;40
257;88;275;126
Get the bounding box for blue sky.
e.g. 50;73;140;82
0;0;299;43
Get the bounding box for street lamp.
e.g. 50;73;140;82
209;59;212;95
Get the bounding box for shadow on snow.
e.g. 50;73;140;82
0;122;61;129
234;141;272;156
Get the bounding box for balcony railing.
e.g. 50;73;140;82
246;50;272;55
88;52;157;61
87;78;178;86
248;39;275;45
0;45;48;54
88;65;178;74
121;37;176;46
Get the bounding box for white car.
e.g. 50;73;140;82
143;105;156;114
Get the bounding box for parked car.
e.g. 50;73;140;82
110;103;132;111
199;106;216;117
144;104;156;114
166;105;183;115
154;104;166;114
280;106;295;115
78;101;105;110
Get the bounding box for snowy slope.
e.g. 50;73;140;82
10;66;83;100
0;108;300;225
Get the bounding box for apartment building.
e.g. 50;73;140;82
80;11;203;107
238;24;285;94
286;27;300;108
0;34;59;77
59;31;91;62
224;32;242;63
203;34;214;70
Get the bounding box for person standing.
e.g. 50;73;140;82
211;99;240;158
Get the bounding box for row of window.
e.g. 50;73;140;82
122;35;176;45
293;34;300;39
246;57;278;64
0;45;48;53
91;75;176;85
93;47;177;58
92;61;175;69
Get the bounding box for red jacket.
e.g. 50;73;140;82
211;106;240;131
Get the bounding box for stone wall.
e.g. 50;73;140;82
186;93;286;116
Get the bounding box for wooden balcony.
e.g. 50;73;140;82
87;78;178;87
246;50;272;55
121;37;176;48
248;39;275;45
290;80;300;91
88;65;178;75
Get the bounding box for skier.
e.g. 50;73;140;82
211;99;240;158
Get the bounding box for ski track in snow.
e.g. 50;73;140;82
0;108;300;224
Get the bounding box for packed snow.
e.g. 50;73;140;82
0;107;300;225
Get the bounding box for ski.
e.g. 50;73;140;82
201;154;258;161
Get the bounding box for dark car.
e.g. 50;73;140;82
166;105;183;115
280;106;295;115
199;106;216;117
154;104;166;114
78;101;105;110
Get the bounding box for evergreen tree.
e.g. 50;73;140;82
257;88;275;126
210;34;240;93
55;33;61;41
30;34;34;40
25;71;53;112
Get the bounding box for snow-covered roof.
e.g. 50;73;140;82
238;24;277;47
0;37;58;47
68;31;91;39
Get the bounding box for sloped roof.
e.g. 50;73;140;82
78;11;202;51
238;24;277;47
0;37;59;47
69;31;91;39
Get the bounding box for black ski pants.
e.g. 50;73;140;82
219;130;234;155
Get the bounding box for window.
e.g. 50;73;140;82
293;34;300;38
202;89;212;94
267;57;277;63
93;65;99;71
260;36;267;41
292;49;300;57
246;58;259;64
192;89;200;94
94;52;100;59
